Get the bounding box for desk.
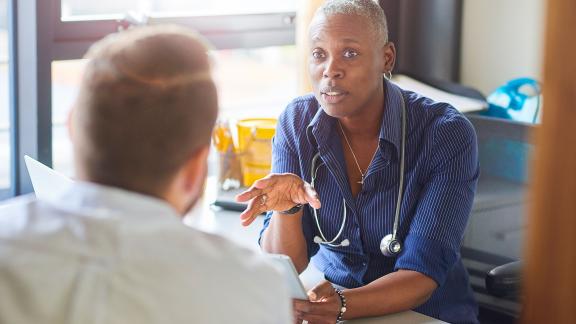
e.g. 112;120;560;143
184;191;446;324
345;311;446;323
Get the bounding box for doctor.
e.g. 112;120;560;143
236;0;480;323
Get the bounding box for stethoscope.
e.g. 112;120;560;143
310;92;407;257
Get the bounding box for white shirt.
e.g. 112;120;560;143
0;182;292;324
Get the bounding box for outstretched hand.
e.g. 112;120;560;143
235;173;321;226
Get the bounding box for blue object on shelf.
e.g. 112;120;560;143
481;78;541;124
479;138;532;184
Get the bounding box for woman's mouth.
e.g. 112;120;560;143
321;91;347;104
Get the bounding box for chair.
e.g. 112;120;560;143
461;115;534;323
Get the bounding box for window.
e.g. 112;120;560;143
213;46;298;119
52;0;296;58
51;46;299;175
4;0;298;196
61;0;297;19
0;0;10;191
52;60;85;175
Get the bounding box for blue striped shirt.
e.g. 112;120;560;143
261;79;480;323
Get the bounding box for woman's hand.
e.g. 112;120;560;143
235;173;321;226
293;281;341;324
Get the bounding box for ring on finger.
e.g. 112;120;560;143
260;194;268;206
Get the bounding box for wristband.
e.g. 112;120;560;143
335;288;347;323
279;204;304;214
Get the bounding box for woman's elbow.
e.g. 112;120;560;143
412;278;438;308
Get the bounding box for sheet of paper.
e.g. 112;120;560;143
392;75;487;113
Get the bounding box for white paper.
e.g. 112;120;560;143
392;75;487;113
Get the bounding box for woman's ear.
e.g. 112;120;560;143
382;42;396;73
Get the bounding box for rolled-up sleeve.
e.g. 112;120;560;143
395;113;479;286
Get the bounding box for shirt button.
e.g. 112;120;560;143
362;262;367;266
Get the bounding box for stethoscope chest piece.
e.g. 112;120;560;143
380;233;402;257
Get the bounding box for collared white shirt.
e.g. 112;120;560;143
0;181;291;324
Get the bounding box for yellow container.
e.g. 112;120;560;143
237;118;277;187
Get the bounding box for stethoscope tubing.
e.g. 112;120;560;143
310;90;407;251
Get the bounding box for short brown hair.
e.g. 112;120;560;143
72;25;218;195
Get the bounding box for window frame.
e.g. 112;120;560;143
52;1;296;60
5;0;296;198
0;0;12;199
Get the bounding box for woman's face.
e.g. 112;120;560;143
308;13;394;118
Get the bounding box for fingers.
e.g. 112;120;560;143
293;298;338;314
293;311;307;324
236;177;272;227
307;280;334;302
237;173;319;227
293;298;339;324
235;174;277;202
251;176;273;189
239;194;268;226
297;314;332;324
292;180;320;209
235;187;262;203
303;182;321;209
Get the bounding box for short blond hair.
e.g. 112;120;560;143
316;0;388;45
73;25;218;195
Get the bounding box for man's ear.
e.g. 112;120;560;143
382;42;396;73
182;145;210;193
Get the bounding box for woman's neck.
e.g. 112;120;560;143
338;89;385;140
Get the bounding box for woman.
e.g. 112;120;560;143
237;1;479;323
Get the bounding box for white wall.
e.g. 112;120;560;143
460;0;545;95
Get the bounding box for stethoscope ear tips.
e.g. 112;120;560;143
314;236;350;247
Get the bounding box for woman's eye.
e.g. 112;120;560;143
343;50;358;58
312;51;325;59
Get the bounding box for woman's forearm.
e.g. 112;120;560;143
261;211;309;273
342;270;437;319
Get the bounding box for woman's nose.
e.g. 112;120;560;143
323;58;344;79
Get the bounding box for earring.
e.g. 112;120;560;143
384;71;393;80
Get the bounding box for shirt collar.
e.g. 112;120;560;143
379;78;404;156
52;181;180;220
306;103;337;152
306;78;404;156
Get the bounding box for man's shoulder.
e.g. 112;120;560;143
174;228;283;278
0;194;37;209
159;228;291;317
0;195;42;237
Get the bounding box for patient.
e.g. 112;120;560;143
0;25;291;323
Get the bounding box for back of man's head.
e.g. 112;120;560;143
71;25;218;196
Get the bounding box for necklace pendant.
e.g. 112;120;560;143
358;177;364;185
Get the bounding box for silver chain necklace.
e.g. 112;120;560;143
338;121;379;185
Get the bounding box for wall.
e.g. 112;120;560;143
524;0;576;321
460;0;545;95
